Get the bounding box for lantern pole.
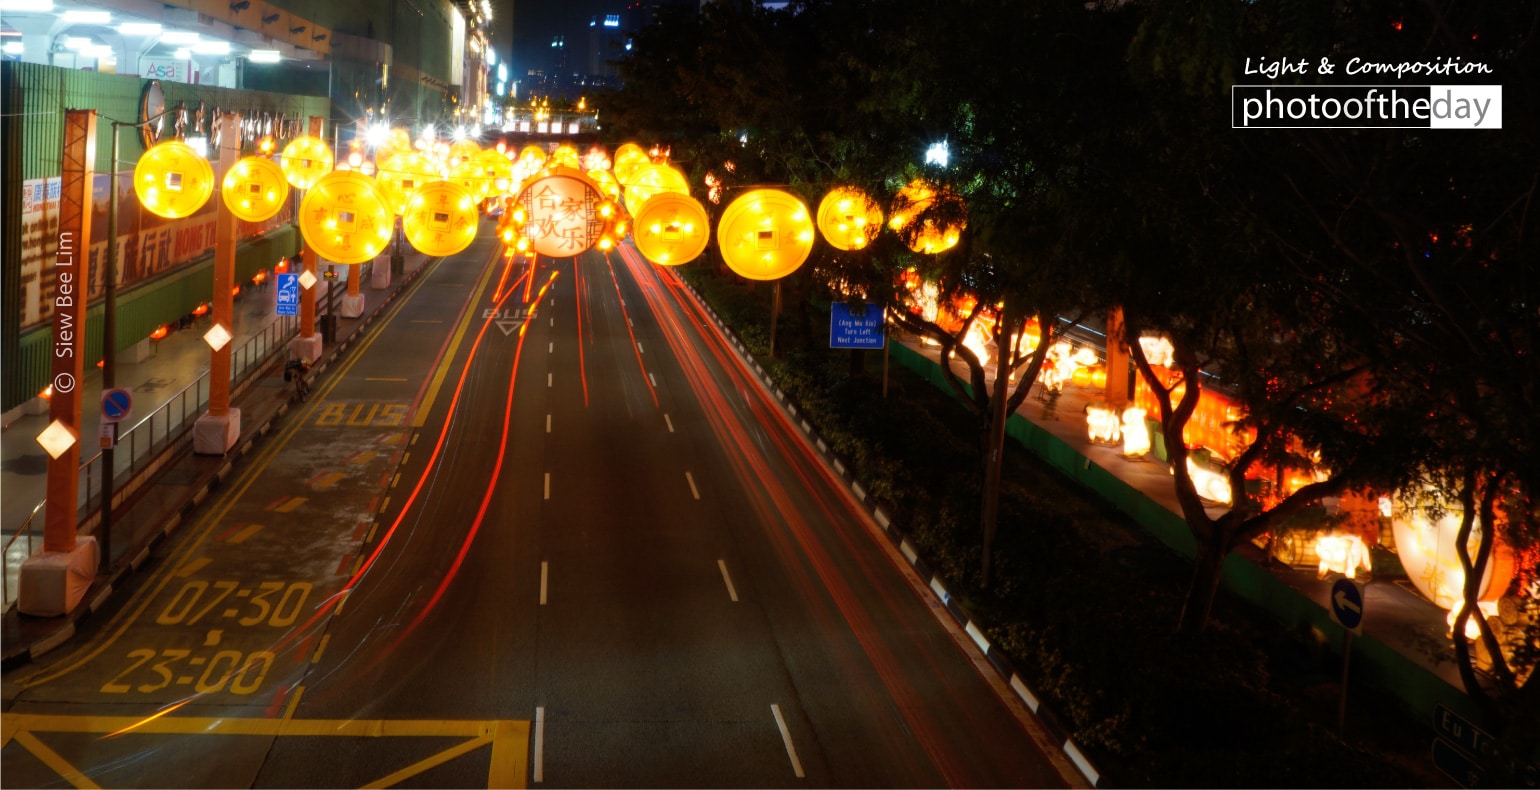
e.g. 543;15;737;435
769;281;781;358
18;110;98;616
99;108;175;573
193;112;243;455
293;116;325;362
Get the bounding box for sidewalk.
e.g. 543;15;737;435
896;337;1463;691
2;249;439;668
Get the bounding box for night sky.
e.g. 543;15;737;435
499;0;622;80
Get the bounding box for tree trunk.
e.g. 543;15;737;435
1178;535;1227;633
978;324;1013;589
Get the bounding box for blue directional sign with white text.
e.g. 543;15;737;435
276;272;300;317
1329;578;1364;634
829;302;885;350
101;387;132;423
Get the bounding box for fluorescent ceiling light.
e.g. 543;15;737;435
0;0;53;11
63;36;95;51
2;42;23;55
172;48;191;59
118;22;163;35
247;49;280;62
192;40;230;54
161;31;200;44
88;45;116;59
62;10;110;23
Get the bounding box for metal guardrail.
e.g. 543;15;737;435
3;314;298;609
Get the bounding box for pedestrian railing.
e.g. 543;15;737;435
3;314;298;610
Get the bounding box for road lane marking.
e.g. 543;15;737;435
685;472;700;500
391;472;401;489
770;704;805;778
533;707;546;783
649;373;657;387
9;730;99;789
549;317;554;327
546;414;552;433
173;557;212;577
547;373;552;387
664;414;674;433
414;244;502;428
276;496;308;513
539;562;548;605
549;342;553;353
717;560;739;602
544;473;550;500
637;341;644;353
221;523;263;544
285;685;305;718
365;377;409;382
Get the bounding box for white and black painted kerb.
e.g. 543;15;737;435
683;282;1103;788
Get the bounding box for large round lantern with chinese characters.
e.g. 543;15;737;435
717;189;815;281
588;168;623;201
220;155;289;222
889;179;964;254
402;180;479;258
817;186;883;251
135;140;214;219
634;192;710;266
621;162;690;218
376;151;441;215
298;170;393;264
279;135;334;190
510;166;616;258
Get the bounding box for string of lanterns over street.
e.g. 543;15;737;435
131;127;968;280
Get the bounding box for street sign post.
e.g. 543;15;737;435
829;302;885;350
1329;577;1364;634
101;387;132;423
1328;578;1365;735
1433;737;1487;788
276;272;300;317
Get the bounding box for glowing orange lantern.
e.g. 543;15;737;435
298;170;394;264
376;151;442;215
889;179;964;254
402;180;479;258
633;192;710;266
134;140;214;219
613;142;649;184
476;149;516;195
588;168;623;201
192;302;209;316
149;325;169;340
518;144;548;168
221;155;290;222
448;158;494;202
510;167;613;258
816;186;883;251
448;138;481;167
621;162;690;218
717;188;815;281
279;135;334;190
549;144;582;170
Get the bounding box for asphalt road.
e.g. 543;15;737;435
2;228;1074;788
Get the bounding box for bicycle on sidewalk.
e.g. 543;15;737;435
284;357;313;402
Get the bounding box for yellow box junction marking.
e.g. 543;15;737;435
172;557;212;578
275;497;308;513
224;524;264;544
310;472;346;490
2;714;530;790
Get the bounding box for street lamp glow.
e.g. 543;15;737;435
925;141;949;167
62;9;110;23
0;0;54;12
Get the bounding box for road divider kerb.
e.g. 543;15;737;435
676;278;1103;788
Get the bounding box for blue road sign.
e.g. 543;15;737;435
1435;704;1497;762
101;387;132;423
1329;578;1364;634
1433;737;1486;788
276;272;300;317
829;302;885;350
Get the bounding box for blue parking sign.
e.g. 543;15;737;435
275;272;300;316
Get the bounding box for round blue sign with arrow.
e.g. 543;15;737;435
101;387;133;423
1329;578;1364;635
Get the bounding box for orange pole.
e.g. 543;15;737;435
208;112;238;417
300;115;322;338
43;110;96;553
